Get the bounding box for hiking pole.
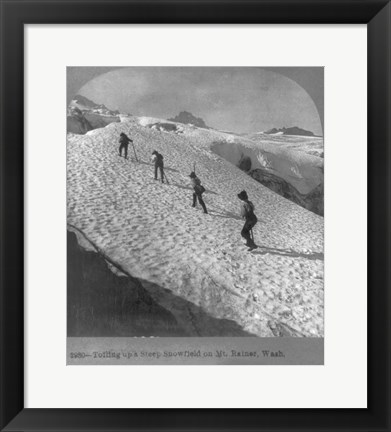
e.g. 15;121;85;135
130;138;138;162
163;171;170;185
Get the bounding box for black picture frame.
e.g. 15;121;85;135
1;0;390;430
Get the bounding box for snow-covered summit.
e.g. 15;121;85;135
70;94;119;115
72;94;104;109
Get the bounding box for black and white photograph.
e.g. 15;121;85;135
67;67;324;365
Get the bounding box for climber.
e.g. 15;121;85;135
189;172;208;214
237;190;258;250
118;132;133;159
151;150;165;183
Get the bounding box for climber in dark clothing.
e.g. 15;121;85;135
118;132;133;159
237;190;258;250
189;172;208;214
151;150;165;183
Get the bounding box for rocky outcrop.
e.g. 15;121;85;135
72;95;120;115
168;111;209;129
67;96;121;134
264;126;315;137
238;154;252;172
250;168;323;216
83;112;120;130
305;182;324;216
72;94;103;109
67;106;93;134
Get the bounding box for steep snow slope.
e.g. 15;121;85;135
67;228;187;337
67;117;324;337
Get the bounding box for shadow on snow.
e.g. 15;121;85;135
251;246;323;261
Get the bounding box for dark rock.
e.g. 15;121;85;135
238;154;252;172
67;106;93;134
168;111;209;129
250;168;323;216
67;97;120;134
73;94;108;111
264;126;315;137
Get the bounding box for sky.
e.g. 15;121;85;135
78;67;323;135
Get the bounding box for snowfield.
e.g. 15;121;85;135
67;116;324;337
247;132;324;158
211;138;323;195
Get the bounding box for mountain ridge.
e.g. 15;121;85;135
264;126;317;137
168;111;209;129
